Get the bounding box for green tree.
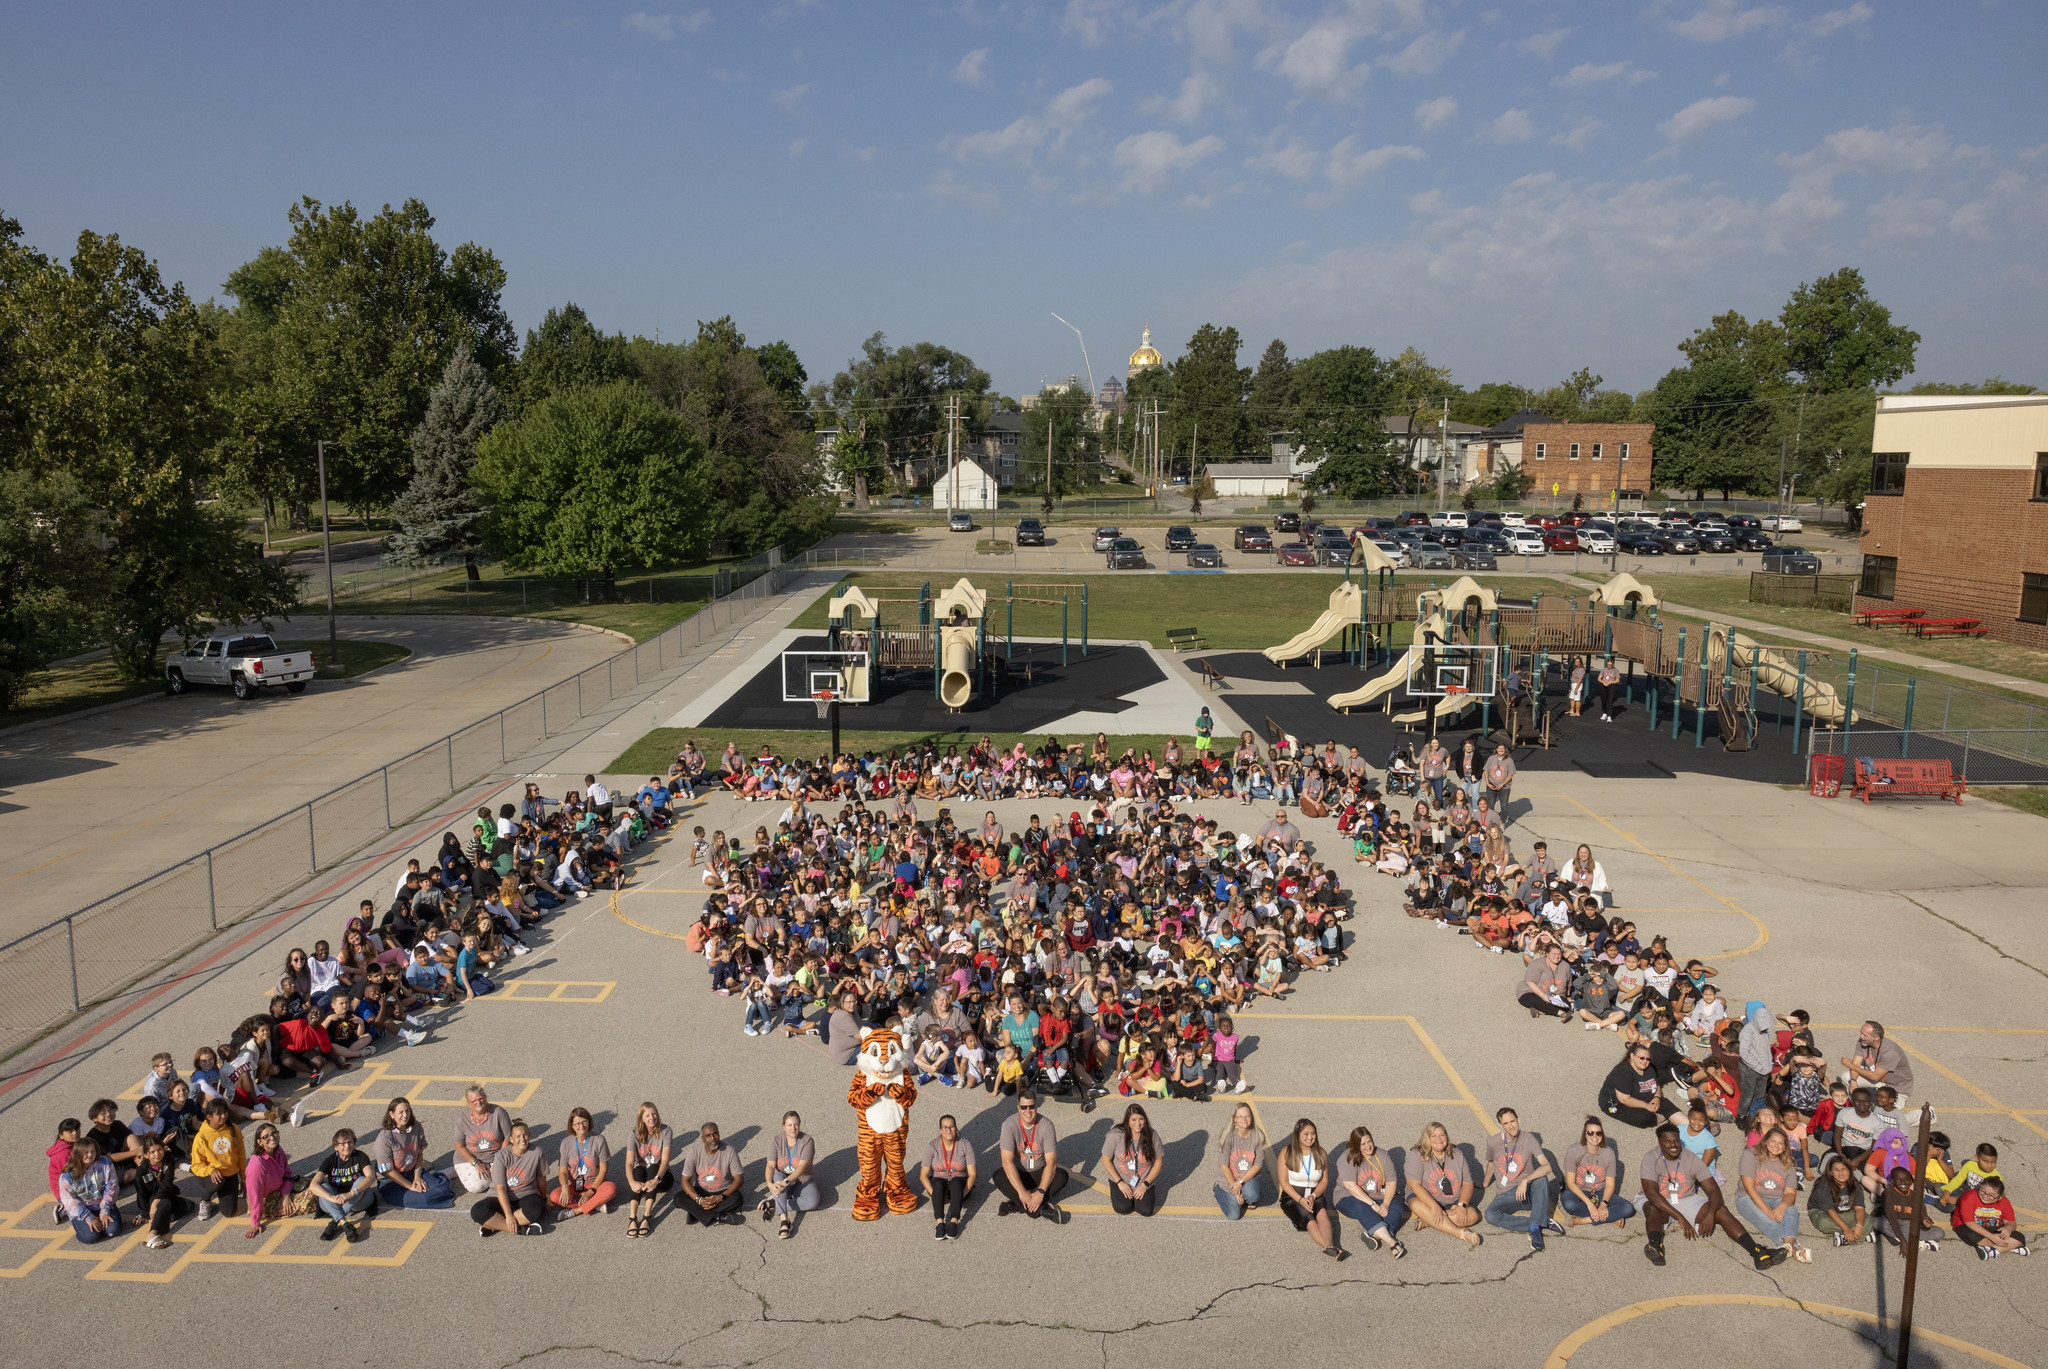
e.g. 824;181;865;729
1293;345;1400;497
1019;382;1102;496
1905;377;2037;395
1164;323;1251;458
220;197;515;510
1246;338;1297;444
1677;309;1788;385
1530;367;1606;423
1385;346;1455;488
1780;267;1920;394
508;302;633;413
473;382;710;590
1800;389;1877;511
385;348;505;580
1448;382;1528;429
0;221;300;680
0;470;108;709
1646;359;1774;500
823;334;991;505
633;318;831;552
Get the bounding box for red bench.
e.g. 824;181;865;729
1907;617;1987;638
1854;607;1923;627
1853;758;1965;805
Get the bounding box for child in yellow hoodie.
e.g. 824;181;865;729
190;1098;247;1220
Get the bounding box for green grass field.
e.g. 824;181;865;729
1979;788;2048;820
5;638;411;726
317;563;714;642
608;728;1182;775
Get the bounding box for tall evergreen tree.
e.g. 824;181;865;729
1247;338;1296;447
386;348;505;580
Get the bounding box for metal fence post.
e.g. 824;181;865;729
383;766;392;828
67;919;80;1011
206;850;218;931
307;803;317;872
1960;731;1971;782
447;737;455;792
542;692;548;737
1902;677;1916;759
500;710;506;762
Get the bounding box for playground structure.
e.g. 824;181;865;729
1314;572;1855;751
1259;534;1404;668
823;576;1096;715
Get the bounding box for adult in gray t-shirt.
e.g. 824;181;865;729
677;1123;745;1226
764;1113;819;1231
1841;1023;1914;1098
993;1096;1068;1217
472;1121;548;1234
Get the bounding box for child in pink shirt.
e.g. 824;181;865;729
46;1118;80;1222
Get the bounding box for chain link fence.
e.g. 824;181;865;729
1812;728;2048;786
0;549;813;1063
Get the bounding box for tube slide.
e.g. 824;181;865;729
939;627;976;709
1729;637;1852;726
1264;583;1363;666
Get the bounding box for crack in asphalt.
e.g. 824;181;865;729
1900;893;2048;982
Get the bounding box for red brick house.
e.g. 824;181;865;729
1465;410;1655;504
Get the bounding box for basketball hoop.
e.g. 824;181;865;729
812;690;836;720
1443;684;1469;696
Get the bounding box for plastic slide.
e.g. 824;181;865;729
1729;635;1852;726
1392;692;1481;729
1326;662;1408;713
1263;584;1362;666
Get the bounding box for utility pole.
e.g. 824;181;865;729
1894;1103;1934;1367
949;396;959;512
316;439;340;671
1436;396;1449;511
1777;434;1787;515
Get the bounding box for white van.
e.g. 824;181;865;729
1429;511;1469;529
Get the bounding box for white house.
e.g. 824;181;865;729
928;457;1000;510
1205;461;1296;498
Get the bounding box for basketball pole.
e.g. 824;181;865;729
829;699;840;759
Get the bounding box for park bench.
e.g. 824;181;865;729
1262;715;1297;755
1907;617;1987;638
1853;607;1924;628
1853;757;1965;805
1165;626;1207;652
1195;659;1226;691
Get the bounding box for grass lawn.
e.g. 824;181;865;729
5;638;411;727
1979;787;2048;819
608;727;1183;776
788;571;1562;651
319;563;714;642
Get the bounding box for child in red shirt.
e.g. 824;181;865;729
46;1117;80;1224
1952;1177;2030;1260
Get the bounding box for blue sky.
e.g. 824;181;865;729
4;1;2043;398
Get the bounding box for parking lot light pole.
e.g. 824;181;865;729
317;439;341;671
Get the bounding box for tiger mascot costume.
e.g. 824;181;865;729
849;1026;919;1220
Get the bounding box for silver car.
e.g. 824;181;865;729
1092;527;1121;552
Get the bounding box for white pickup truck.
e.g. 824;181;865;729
165;633;315;699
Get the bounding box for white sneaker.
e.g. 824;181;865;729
1491;946;1505;955
1234;1080;1248;1094
1584;1021;1599;1030
1604;1022;1620;1031
404;1014;423;1028
743;1026;759;1037
402;1029;427;1047
290;1100;308;1128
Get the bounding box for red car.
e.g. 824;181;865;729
1542;528;1581;553
1276;541;1319;566
1531;515;1562;529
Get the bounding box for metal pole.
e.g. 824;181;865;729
1902;676;1916;759
1081;584;1089;657
307;803;317;872
1895;1104;1934;1367
1062;597;1069;666
66;919;80;1011
383;766;392;828
1672;629;1686;740
1793;651;1807;752
446;736;455;792
1843;648;1859;734
1007;580;1013;661
206;849;217;931
1695;628;1709;748
317;439;341;670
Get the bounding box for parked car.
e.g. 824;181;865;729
1763;514;1805;533
1398;510;1433;527
1654;529;1700;554
1725;514;1763;532
1576;529;1616;554
1692;526;1736;552
1233;525;1272;551
1369;538;1408;567
1475;513;1506;528
1453;545;1498;570
1315;530;1352;564
1541;528;1581;554
948;511;974;533
1504;529;1547;556
165;633;315;699
1761;545;1821;573
1105;537;1146;569
1014;517;1046;546
1409;543;1458;569
1499;511;1528;527
1429;511;1469;528
1276;541;1320;567
1531;515;1562;529
1733;528;1774;552
1273;511;1302;532
1615;531;1664;555
1362;516;1399;533
1093;527;1122;552
1163;525;1198;551
1186;543;1225;568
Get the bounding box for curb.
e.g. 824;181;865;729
501;615;638;646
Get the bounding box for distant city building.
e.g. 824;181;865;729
1127;327;1164;379
978;410;1024;487
1098;376;1126;410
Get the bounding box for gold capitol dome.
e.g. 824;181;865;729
1127;327;1164;378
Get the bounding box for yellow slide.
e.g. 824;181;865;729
1392;692;1481;729
1263;583;1362;666
1728;633;1852;726
1327;660;1407;713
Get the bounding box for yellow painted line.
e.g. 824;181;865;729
1247;1096;1469;1107
1402;1016;1494;1132
622;887;704;894
612;885;691;941
0;1197;431;1281
1545;1295;2033;1369
1234;1013;1411;1021
3;846;92;882
1890;1037;2048;1142
490;979;617;1004
1814;1024;2048;1034
1545;795;1770;959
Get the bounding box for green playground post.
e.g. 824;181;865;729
1695;626;1710;748
1081;583;1089;657
1062;596;1069;666
1902;676;1916;758
1006;580;1014;660
1793;650;1808;753
1842;649;1859;736
919;582;931;627
1672;629;1687;740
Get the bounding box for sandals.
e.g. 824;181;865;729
628;1213;646;1238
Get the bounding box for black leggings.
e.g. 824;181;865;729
680;1189;744;1225
929;1174;969;1221
1955;1223;2027;1248
146;1189;195;1236
203;1172;244;1214
473;1191;547;1226
1519;992;1573;1020
1110;1183;1162;1217
993;1165;1069;1213
627;1164;675;1197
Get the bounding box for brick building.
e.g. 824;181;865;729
1855;393;2048;648
1464;410;1655;503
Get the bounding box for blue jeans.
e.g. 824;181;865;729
743;999;772;1032
1214;1175;1266;1220
771;1180;821;1216
1736;1192;1800;1245
1427;777;1445;807
1560;1190;1637;1225
378;1169;455;1209
1334;1192;1407;1240
1484;1176;1554;1230
317;1189;378;1221
72;1211;123;1244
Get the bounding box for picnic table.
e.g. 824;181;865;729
1853;606;1924;628
1906;617;1987;638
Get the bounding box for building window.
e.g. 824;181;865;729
1871;451;1909;495
1859;555;1898;601
2036;453;2048;501
1591;442;1602;461
1568;443;1580;460
2023;572;2048;624
1619;442;1630;461
1534;442;1546;460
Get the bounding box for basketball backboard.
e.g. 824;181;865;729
1404;644;1498;698
779;648;872;703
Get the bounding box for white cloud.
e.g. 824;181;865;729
1325;137;1427;187
2019;142;2048;162
946;77;1112;162
1809;2;1873;39
772;83;811;114
1668;1;1786;42
621;10;708;40
1061;0;1122;45
788;138;807;158
1660;95;1754;139
1766;120;1953;249
1558;61;1655;88
1113;129;1225;193
1274;21;1368;97
1552;119;1605;151
1246;136;1320;181
1864;193;1947;247
1141;71;1222;124
951;48;991;86
1384;29;1465;77
1518;27;1571;60
1485;108;1535;142
1414;96;1458;130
